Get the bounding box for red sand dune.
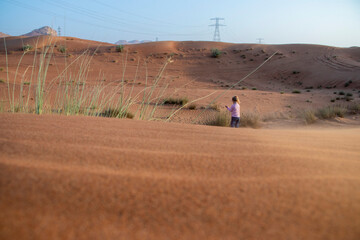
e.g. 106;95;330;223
0;36;359;119
1;113;360;240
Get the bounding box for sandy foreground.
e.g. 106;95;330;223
0;113;359;240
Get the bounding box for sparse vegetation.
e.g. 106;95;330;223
205;111;230;127
208;102;220;111
116;45;124;52
0;79;5;83
316;105;347;119
280;91;284;94
188;103;197;110
302;109;317;124
0;67;3;71
211;48;221;58
163;97;189;106
240;112;261;128
347;103;360;114
344;80;353;87
58;46;66;53
292;90;301;94
23;44;33;52
100;108;134;119
339;91;345;95
252;87;257;90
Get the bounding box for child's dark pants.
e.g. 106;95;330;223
231;117;240;128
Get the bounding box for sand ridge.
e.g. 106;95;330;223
1;113;360;239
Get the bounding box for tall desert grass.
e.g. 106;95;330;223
1;36;174;120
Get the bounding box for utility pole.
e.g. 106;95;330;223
257;38;264;44
209;17;225;42
58;27;61;36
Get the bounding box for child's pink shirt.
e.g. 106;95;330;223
227;103;240;117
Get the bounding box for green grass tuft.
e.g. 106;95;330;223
116;45;124;52
211;48;221;58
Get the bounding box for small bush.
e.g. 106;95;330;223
347;103;360;114
302;110;317;124
101;108;134;119
23;82;31;85
240;112;261;128
316;106;347;119
211;48;221;58
280;91;284;94
188;103;197;110
205;111;230;127
344;80;352;87
23;44;33;52
0;67;3;71
0;79;5;83
163;97;189;106
346;93;353;97
58;46;66;53
292;90;301;94
252;87;257;90
116;45;124;52
208;102;220;111
338;91;345;95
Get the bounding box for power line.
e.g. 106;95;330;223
209;17;225;42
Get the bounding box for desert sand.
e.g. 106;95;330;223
0;113;360;240
0;36;360;239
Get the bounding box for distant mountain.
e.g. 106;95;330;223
115;40;152;45
0;32;11;38
22;26;57;37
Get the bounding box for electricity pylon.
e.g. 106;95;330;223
209;18;225;42
257;38;264;44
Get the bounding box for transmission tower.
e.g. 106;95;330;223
257;38;264;44
58;27;61;36
209;18;225;42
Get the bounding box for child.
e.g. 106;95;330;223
225;96;240;128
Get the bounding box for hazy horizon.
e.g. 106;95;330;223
0;0;359;47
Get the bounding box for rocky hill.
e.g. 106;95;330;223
22;26;57;37
0;32;11;38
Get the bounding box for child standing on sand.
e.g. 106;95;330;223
225;96;240;128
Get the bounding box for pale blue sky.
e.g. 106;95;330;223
0;0;359;47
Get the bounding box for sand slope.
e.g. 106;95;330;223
1;114;359;240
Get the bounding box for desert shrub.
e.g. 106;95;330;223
205;111;230;127
346;93;353;97
0;79;5;83
292;90;301;94
58;46;66;53
208;102;220;111
280;91;284;94
100;108;134;119
330;99;335;102
302;109;317;124
188;103;197;110
0;67;3;71
347;103;360;114
252;87;257;90
240;112;261;128
211;48;221;58
163;97;189;106
338;91;345;95
23;44;33;52
344;80;352;87
116;45;124;52
316;106;347;119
